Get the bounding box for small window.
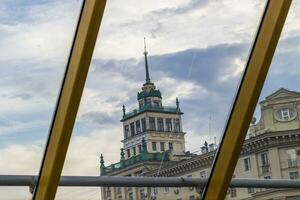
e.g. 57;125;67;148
261;152;269;166
289;171;299;180
164;187;169;193
133;147;136;156
247;187;255;194
136;120;141;133
138;144;142;153
160;142;165;151
141;118;146;132
229;188;237;198
130;122;135;136
189;195;195;200
174;118;181;132
169;142;173;150
157;117;164;131
264;176;271;179
200;171;206;178
244;157;251;171
124;125;129;138
149;117;156;131
152;142;157;151
166;118;172;131
127;149;131;158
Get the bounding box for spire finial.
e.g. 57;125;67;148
144;37;151;84
100;154;105;175
176;97;180;109
122;105;126;116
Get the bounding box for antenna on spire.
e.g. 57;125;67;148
143;37;151;84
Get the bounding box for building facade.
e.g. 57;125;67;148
100;46;300;200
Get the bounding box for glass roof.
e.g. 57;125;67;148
57;0;266;199
0;0;84;199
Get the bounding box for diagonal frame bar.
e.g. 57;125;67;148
202;0;291;200
33;0;106;199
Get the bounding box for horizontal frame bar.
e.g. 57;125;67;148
1;175;300;188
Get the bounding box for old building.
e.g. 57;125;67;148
100;45;300;200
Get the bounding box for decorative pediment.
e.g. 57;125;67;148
265;88;300;101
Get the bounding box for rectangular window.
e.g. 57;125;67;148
149;117;156;131
160;142;165;151
169;142;173;150
189;196;195;200
264;176;271;179
136;120;141;134
157;117;164;131
200;171;206;178
153;101;160;107
290;171;299;180
130;122;135;136
124;125;129;138
174;118;181;132
138;144;142;153
152;142;157;151
244;157;251;171
164;187;169;193
133;147;136;156
247;187;255;194
166;118;172;131
229;188;237;198
261;152;269;166
128;192;133;200
117;187;122;194
141;118;146;132
127;149;130;158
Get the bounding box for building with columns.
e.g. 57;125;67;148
100;43;300;200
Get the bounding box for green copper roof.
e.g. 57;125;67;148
121;104;183;122
137;89;162;100
100;151;170;175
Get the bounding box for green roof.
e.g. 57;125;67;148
121;105;183;121
137;89;162;100
100;151;170;175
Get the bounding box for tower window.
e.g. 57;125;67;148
166;118;172;131
141;118;146;132
174;119;181;132
152;142;157;151
160;142;165;151
157;118;164;131
136;120;141;134
124;125;129;138
133;147;136;156
169;142;173;150
149;117;156;131
130;122;135;136
138;145;142;153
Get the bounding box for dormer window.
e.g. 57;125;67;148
275;108;297;122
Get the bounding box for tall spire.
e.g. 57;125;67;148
144;37;151;84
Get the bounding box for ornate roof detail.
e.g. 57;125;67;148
137;88;162;100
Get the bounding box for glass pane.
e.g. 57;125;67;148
0;0;83;198
58;0;265;199
227;1;300;199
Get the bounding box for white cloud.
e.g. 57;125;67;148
218;58;245;82
157;77;208;104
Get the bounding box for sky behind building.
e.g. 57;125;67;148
0;0;300;199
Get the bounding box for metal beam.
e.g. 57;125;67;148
33;0;106;199
1;175;300;188
202;1;292;200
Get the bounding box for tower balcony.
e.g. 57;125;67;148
121;104;183;122
100;151;170;175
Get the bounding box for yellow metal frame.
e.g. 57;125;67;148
202;0;291;199
33;0;106;199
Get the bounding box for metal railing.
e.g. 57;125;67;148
1;175;300;188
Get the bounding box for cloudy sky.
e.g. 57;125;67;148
0;0;300;199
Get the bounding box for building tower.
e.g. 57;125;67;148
121;39;186;159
